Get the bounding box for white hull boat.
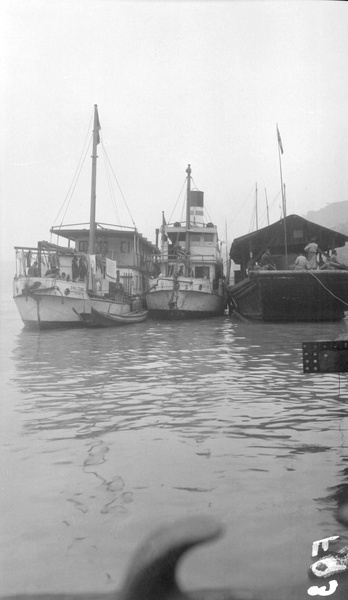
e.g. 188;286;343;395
13;106;156;330
13;277;89;329
146;276;225;319
146;165;227;319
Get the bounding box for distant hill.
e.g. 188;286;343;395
304;201;348;264
304;201;348;235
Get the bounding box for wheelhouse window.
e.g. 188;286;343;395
195;266;210;278
78;241;88;252
203;233;214;243
121;241;131;253
190;234;201;245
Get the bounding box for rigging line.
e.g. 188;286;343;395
204;207;213;224
101;141;137;229
168;177;187;223
190;177;217;226
248;209;256;233
52;114;94;226
257;190;281;224
58;137;93;228
268;189;282;211
190;176;198;189
307;271;348;306
249;190;281;232
101;145;121;225
190;175;213;222
250;190;282;231
226;184;256;229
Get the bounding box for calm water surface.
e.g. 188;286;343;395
1;270;348;599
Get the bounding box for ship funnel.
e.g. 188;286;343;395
189;190;204;226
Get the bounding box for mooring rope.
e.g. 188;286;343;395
307;270;348;307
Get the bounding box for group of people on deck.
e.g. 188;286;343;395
295;238;341;271
251;238;344;272
25;253;89;281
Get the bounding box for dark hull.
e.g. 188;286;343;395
148;309;224;320
88;307;148;327
228;270;348;322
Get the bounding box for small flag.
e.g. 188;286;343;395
161;212;167;240
277;125;284;154
95;106;101;145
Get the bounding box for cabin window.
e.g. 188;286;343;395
190;234;201;245
78;241;88;252
203;233;214;243
195;266;210;279
95;241;109;254
293;229;304;240
121;241;131;253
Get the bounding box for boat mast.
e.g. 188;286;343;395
255;183;258;230
276;124;287;268
265;188;270;225
185;164;191;274
88;105;101;255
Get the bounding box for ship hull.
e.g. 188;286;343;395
147;279;226;320
13;277;136;329
13;277;90;329
227;270;348;322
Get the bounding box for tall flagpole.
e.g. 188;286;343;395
185;164;191;276
277;124;288;268
89;105;101;255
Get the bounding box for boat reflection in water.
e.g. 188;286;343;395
3;316;348;598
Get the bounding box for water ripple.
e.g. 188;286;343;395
4;313;348;596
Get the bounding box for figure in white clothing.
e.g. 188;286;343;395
294;253;308;270
304;238;324;270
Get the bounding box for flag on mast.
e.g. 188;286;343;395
94;106;101;145
277;125;284;154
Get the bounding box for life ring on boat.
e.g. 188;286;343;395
174;282;180;290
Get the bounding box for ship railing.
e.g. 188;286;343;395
165;252;218;262
14;245;81;279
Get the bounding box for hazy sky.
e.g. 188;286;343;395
1;0;348;263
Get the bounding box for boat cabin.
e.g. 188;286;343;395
230;214;348;281
48;223;159;295
13;222;158;297
157;189;224;282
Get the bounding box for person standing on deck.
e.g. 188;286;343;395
28;261;39;276
304;238;325;270
78;256;88;280
72;256;79;280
